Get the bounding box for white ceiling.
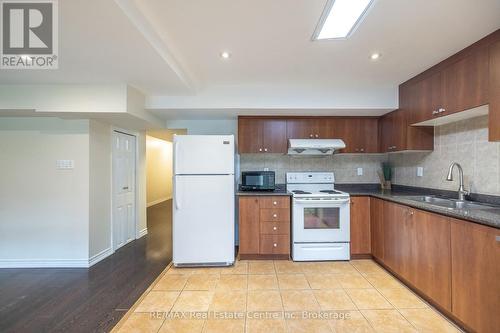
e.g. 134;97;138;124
1;0;499;119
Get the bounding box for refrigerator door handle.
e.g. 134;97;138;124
175;182;181;210
174;141;180;173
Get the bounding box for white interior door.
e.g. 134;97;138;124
112;131;136;251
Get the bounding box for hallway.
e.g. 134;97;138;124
0;201;172;333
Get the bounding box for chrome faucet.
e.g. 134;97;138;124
446;162;469;201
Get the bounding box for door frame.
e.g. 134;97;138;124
111;127;139;252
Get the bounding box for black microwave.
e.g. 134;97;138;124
240;171;275;191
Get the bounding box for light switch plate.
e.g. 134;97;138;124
56;160;74;169
417;167;424;177
357;168;363;176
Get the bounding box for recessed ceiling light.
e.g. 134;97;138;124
220;51;231;59
313;0;374;40
370;53;380;60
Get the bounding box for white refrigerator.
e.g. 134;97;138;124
173;135;235;267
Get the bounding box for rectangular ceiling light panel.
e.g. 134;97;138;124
314;0;374;40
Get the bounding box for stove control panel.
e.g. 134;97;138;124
286;172;335;184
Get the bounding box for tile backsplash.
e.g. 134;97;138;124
389;115;500;196
239;153;387;184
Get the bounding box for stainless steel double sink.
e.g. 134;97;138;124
394;195;500;212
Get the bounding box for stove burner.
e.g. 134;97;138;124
292;190;312;194
319;190;343;194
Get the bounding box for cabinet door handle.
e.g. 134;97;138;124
273;201;277;205
273;213;278;218
273;243;277;247
273;226;277;231
309;134;314;138
360;148;365;152
264;148;268;152
432;110;439;115
438;108;446;113
259;148;262;152
315;134;319;138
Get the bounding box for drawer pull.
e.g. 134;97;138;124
273;227;277;231
273;201;277;205
273;214;277;218
273;243;277;247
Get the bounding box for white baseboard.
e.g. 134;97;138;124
88;247;113;267
0;258;89;268
147;197;171;207
137;228;148;238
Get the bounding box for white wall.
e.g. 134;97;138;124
166;119;237;136
89;120;112;259
0;118;90;266
146;136;173;206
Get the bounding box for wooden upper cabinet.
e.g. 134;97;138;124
490;40;500;141
379;109;407;152
238;118;287;154
443;47;489;115
350;196;371;255
451;219;500;333
409;72;443;124
287;119;322;139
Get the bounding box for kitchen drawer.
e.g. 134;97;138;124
260;222;290;235
259;196;290;209
260;234;289;254
260;208;290;222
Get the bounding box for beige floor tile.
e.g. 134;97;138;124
361;310;417;333
246;317;287;333
313;290;357;311
117;313;165;333
286;318;333;333
306;274;342;290
346;289;393;310
134;291;179;313
329;310;374;333
299;262;324;274
326;262;359;274
378;288;428;309
248;274;278;290
220;261;248;275
203;318;245;333
274;260;303;274
278;273;310;290
159;318;205;333
351;260;387;275
154;274;188;291
209;290;247;312
400;308;460;333
337;274;373;289
184;274;219;291
281;290;320;311
247;290;284;312
166;267;197;275
172;291;214;312
249;261;276;274
216;274;248;290
365;274;404;290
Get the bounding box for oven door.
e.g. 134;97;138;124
292;197;350;243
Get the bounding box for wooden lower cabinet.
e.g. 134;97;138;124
451;219;500;333
350;196;371;255
370;198;385;261
238;195;290;259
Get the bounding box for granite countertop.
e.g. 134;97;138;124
236;184;292;196
336;184;500;229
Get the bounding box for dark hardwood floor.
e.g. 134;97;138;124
0;200;172;333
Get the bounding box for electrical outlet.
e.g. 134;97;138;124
357;168;363;176
417;167;424;177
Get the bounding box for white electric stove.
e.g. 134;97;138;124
286;172;350;261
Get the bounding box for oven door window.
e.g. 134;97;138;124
303;207;340;229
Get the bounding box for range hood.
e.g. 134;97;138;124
287;139;346;156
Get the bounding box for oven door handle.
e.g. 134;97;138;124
293;199;350;205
